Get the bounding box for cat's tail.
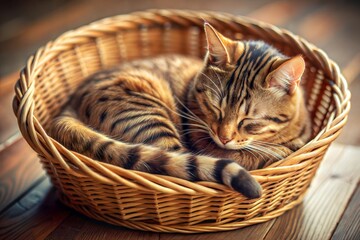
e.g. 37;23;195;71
50;110;262;199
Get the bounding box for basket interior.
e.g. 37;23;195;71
33;22;334;140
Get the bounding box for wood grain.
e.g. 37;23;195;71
0;72;20;147
160;221;275;240
263;145;360;240
0;177;70;240
46;212;160;240
0;138;44;212
74;217;160;240
331;184;360;240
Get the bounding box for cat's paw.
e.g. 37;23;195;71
230;169;262;199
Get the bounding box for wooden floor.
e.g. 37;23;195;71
0;0;359;239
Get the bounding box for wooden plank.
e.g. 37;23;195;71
44;214;87;240
0;138;45;212
306;144;345;191
0;72;21;147
331;184;360;240
73;216;160;240
160;221;275;240
263;145;360;240
45;212;160;240
0;177;71;240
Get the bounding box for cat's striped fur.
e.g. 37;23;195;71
50;24;311;198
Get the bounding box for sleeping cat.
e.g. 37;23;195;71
50;23;311;199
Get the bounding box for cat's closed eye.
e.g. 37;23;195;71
244;123;265;133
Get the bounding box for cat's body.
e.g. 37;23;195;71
50;24;311;198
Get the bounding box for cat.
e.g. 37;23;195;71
50;23;311;199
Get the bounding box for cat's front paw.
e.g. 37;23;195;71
230;168;262;199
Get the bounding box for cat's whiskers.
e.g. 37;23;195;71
199;72;223;98
253;140;283;147
181;129;209;136
252;141;287;156
245;145;271;160
204;83;222;100
139;160;152;172
194;140;214;156
248;145;269;162
168;107;200;124
179;114;214;134
252;144;285;159
174;96;214;134
162;101;208;129
242;146;262;161
174;96;206;122
181;127;209;133
192;136;213;149
247;144;283;160
244;146;268;168
180;123;209;131
210;68;224;91
266;134;291;144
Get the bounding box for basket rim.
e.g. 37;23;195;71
13;9;351;196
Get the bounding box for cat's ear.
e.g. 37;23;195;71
267;55;305;95
204;23;232;66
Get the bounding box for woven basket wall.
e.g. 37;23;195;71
13;10;350;233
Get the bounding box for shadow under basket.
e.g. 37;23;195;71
13;10;350;233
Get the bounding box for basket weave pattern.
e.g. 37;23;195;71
13;10;350;233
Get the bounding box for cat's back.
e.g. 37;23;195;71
117;54;203;97
67;54;202;132
71;54;202;107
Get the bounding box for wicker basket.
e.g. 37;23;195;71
13;9;350;233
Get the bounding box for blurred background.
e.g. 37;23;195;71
0;0;359;146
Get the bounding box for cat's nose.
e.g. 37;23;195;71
219;136;232;145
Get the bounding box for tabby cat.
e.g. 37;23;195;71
50;23;311;199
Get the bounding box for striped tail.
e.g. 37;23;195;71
50;110;262;198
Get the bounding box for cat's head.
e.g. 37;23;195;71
192;23;306;150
